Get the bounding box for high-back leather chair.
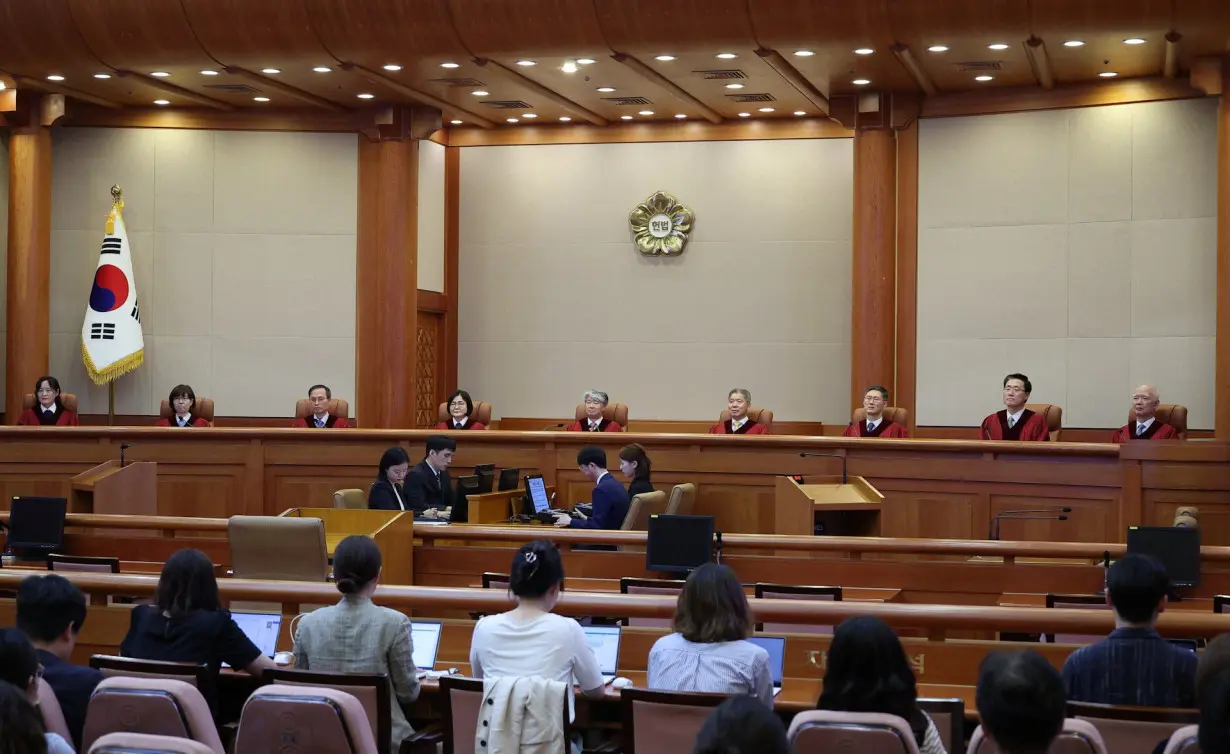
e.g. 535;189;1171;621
621;491;668;532
228;516;329;582
437;400;493;426
718;407;774;432
1161;725;1201;754
22;393;79;412
968;719;1108;754
333;488;367;509
48;554;120;573
788;710;921;754
918;699;965;754
574;402;629;428
160;398;215;424
619;687;728;754
1025;403;1063;441
295;397;350;422
1068;701;1198;754
753;583;842;634
37;677;73;745
665;483;696;516
82;677;224;754
89;732;218;754
620;577;684;629
236;684;379;754
853;406;910;426
1043;594;1110;645
1127;405;1188;439
263;669;389;752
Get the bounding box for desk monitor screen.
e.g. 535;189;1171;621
646;514;714;573
582;625;621;683
747;636;786;693
1127;525;1200;588
222;612;282;667
451;475;479;523
497;468;521;492
411;620;443;671
525;474;550;514
7;497;68;554
474;464;496;494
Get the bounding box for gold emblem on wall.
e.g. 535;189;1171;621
629;191;695;256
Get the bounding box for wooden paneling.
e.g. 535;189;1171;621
446;119;852;146
415;311;444;429
496;417;827;435
1217;73;1230;439
851;126;898;409
922;77;1208;119
894;120;919;433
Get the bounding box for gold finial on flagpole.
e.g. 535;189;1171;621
110;184;123;205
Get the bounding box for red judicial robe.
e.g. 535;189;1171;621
563;418;622;432
155;415;212;427
1111;419;1178;443
16;406;79;426
980;409;1050;441
434;418;488;430
291;414;352;428
708;419;769;435
842;419;908;438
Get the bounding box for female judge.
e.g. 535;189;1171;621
435;389;487;430
619;443;654;499
15;376;79;426
368;446;412;511
155;384;211;427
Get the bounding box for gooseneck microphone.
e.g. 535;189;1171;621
540;423;566;431
798;452;847;484
988;507;1072;540
120;442;133;468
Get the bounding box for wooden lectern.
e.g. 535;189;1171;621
463;485;558;524
771;475;883;536
278;508;414;585
70;460;157;515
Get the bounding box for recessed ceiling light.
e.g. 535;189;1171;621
149;71;170;77
382;64;401;72
523;113;537;118
639;110;654;116
1099;71;1119;77
927;45;949;52
0;82;6;91
854;48;875;55
154;100;170;105
450;119;463;124
560;116;572;122
975;75;994;82
253;96;270;102
738;112;750;117
793;50;814;57
675;113;687;119
46;75;65;81
577;58;596;65
1123;38;1146;45
471;90;489;96
262;68;281;74
725;83;744;89
200;70;218;76
516;60;536;67
561;60;579;73
758;107;775;112
357;93;374;99
655;55;676;62
716;53;738;59
506;117;519;123
313;67;331;73
794;110;806;116
440;62;460;68
852;78;871;85
620;115;633;120
94;73;111;79
596;86;615;92
1063;40;1085;47
987;43;1009;50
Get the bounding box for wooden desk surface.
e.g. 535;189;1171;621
999;593;1214;612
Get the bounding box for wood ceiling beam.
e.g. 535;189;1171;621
754;49;830;116
609;53;723;124
473;58;607;126
1024;37;1055;90
891;44;938;96
223;67;346;113
8;73;122;109
115;70;233;110
1164;32;1181;79
339;64;497;129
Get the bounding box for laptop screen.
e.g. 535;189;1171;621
526;476;550;514
583;625;621;675
226;613;282;666
411;621;443;671
747;636;785;685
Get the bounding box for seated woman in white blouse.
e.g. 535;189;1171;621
647;563;773;706
469;540;605;714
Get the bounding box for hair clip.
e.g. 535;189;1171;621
524;551;538;564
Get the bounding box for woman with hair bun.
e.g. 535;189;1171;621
293;535;420;752
470;540;606;712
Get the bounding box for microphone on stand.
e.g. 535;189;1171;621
540;423;566;431
989;507;1072;540
120;442;134;468
798;452;847;484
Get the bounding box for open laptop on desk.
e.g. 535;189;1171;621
411;620;443;678
748;636;785;697
223;612;282;668
582;625;622;684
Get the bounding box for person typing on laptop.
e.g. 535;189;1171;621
553;446;630;531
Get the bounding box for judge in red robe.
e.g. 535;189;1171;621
564;390;623;432
709;388;769;435
980;373;1050;441
15;376;79;427
154;384;212;427
434;389;488;430
843;385;909;438
1112;384;1180;443
291;383;352;428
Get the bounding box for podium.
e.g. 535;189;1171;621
772;475;883;536
278;507;415;585
69;461;157;515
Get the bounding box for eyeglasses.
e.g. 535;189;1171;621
36;388;56;394
449;400;468;407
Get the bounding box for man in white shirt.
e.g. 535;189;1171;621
1112;385;1179;442
843;386;908;438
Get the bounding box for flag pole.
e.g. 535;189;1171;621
108;382;115;426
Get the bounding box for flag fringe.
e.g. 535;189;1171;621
81;340;144;386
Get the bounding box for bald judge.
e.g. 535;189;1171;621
1112;385;1179;443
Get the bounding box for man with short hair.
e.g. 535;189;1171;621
563;390;623;432
980;373;1050;441
1112;385;1179;443
976;650;1066;754
709;388;768;435
404;435;455;518
291;384;352;428
16;574;104;750
843;385;908;438
554;445;630;530
1062;553;1197;707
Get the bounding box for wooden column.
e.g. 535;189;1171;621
355;107;441;429
1217;63;1230;439
851;126;898;409
894;121;920;433
4;95;53;424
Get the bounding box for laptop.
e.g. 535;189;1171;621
582;625;622;684
411;620;443;677
223;612;282;668
747;636;786;697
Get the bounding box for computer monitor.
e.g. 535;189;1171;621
582;625;621;684
497;468;521;492
451;475;479;523
646;514;714;573
7;497;68;556
747;636;786;696
1127;525;1201;588
474;464;496;494
410;620;443;672
223;612;282;667
524;474;550;514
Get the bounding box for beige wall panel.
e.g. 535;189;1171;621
1130;218;1217;337
1130;337;1216;427
1068;106;1133;223
417;139;445;293
1131;99;1219;221
210;337;355;418
1067;222;1132;338
51;129;156;232
1065;338;1133;429
151;233;213;337
148;336;213;412
152;130;216;234
916;338;1069;427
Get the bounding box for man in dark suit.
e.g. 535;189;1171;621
404;435;456;518
554;445;630;530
